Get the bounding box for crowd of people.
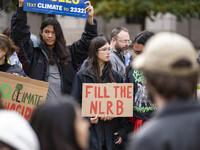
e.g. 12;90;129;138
0;0;200;150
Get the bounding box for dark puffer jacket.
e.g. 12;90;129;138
11;6;98;94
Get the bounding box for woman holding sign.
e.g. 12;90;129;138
11;0;98;102
71;35;128;150
0;34;26;76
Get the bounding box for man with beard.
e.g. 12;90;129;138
110;27;131;80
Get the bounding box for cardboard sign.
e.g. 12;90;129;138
82;83;133;117
23;0;89;18
0;71;49;120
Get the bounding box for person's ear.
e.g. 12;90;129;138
40;30;43;36
112;37;116;43
3;49;7;56
111;37;117;44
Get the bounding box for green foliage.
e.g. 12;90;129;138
90;0;200;21
2;0;43;16
3;0;18;12
3;0;200;21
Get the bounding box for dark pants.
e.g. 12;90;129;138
102;145;107;150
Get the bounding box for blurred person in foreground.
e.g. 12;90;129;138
30;97;90;150
0;110;40;150
127;32;200;150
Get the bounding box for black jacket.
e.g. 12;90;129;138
71;62;128;150
125;67;156;121
127;99;200;150
11;6;98;94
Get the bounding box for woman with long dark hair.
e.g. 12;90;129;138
71;35;128;150
11;0;98;102
30;99;90;150
39;17;70;68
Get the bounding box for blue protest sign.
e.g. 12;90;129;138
23;0;89;18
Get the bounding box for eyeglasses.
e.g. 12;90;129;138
115;37;132;45
98;47;111;52
133;49;142;54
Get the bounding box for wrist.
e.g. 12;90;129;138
19;3;23;7
88;17;94;25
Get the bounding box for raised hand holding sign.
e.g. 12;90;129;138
23;0;90;18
